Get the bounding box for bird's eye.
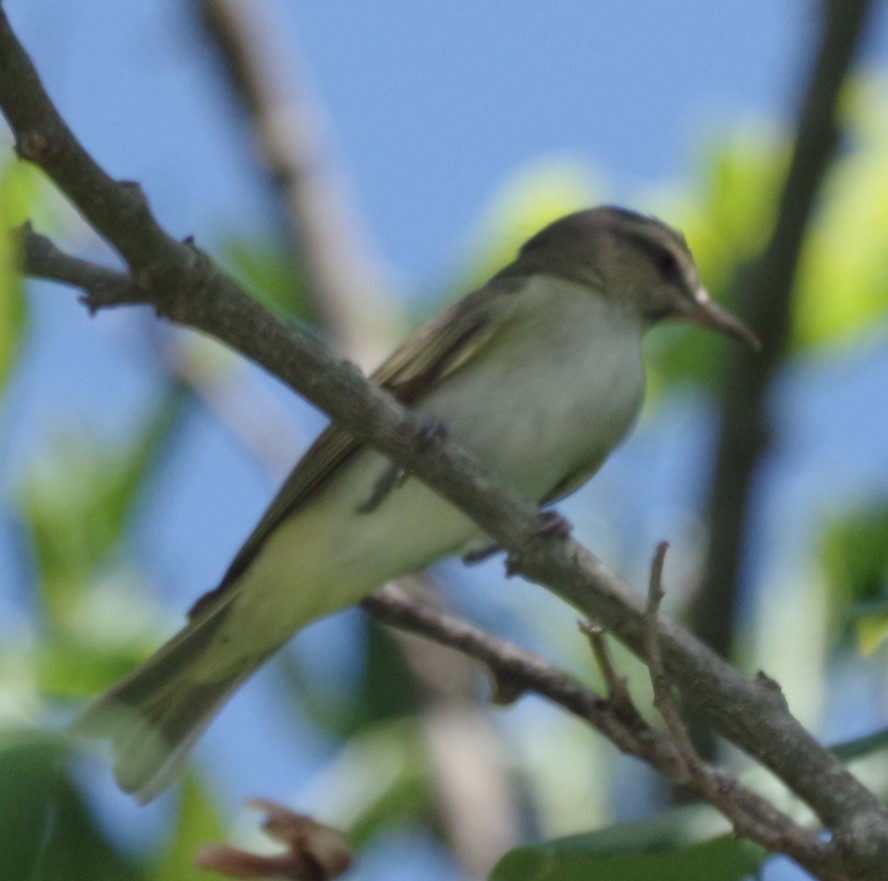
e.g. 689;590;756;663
655;249;680;282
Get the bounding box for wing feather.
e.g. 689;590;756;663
189;281;518;617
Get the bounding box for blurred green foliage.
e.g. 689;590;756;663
222;233;315;324
0;160;35;388
822;501;888;653
0;731;143;881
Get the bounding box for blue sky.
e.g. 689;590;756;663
16;0;888;288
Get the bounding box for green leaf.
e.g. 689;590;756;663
221;233;315;322
352;618;423;728
20;386;187;635
0;729;143;881
820;501;888;650
793;75;888;350
153;773;226;881
491;808;764;881
0;162;40;389
455;158;602;290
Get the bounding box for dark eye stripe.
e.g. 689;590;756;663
625;232;682;282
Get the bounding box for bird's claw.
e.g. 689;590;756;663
415;418;448;449
536;509;573;540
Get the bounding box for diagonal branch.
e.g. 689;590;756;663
2;8;886;876
364;584;840;877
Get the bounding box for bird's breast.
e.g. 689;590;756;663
419;277;646;502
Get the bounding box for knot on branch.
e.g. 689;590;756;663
132;238;216;320
753;670;789;711
505;511;573;578
115;179;151;218
15;130;51;162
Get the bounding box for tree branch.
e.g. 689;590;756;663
365;584;840;877
2;7;885;876
693;0;872;679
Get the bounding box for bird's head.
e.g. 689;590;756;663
512;206;760;350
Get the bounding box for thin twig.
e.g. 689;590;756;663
364;584;843;878
642;544;846;879
644;541;702;776
366;584;692;771
579;621;634;714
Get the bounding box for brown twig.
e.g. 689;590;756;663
644;541;703;775
365;584;842;878
642;544;847;879
578;621;633;714
2;8;885;875
365;584;695;776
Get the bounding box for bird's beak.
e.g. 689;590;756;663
685;289;761;351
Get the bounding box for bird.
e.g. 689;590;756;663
73;205;759;803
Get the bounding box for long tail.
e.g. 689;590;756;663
72;598;276;804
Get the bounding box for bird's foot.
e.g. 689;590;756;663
462;541;501;565
356;464;409;514
414;418;448;449
536;509;573;540
504;510;573;578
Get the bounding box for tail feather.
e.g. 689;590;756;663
72;601;272;803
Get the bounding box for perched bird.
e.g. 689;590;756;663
74;206;758;802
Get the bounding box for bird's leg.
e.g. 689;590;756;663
414;418;448;449
504;510;574;578
462;541;502;565
357;419;448;514
535;508;573;539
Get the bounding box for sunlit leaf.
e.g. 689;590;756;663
793;75;888;350
455;158;601;289
856;612;888;656
820;502;888;651
822;504;888;602
0;162;41;389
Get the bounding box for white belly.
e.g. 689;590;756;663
220;277;646;653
